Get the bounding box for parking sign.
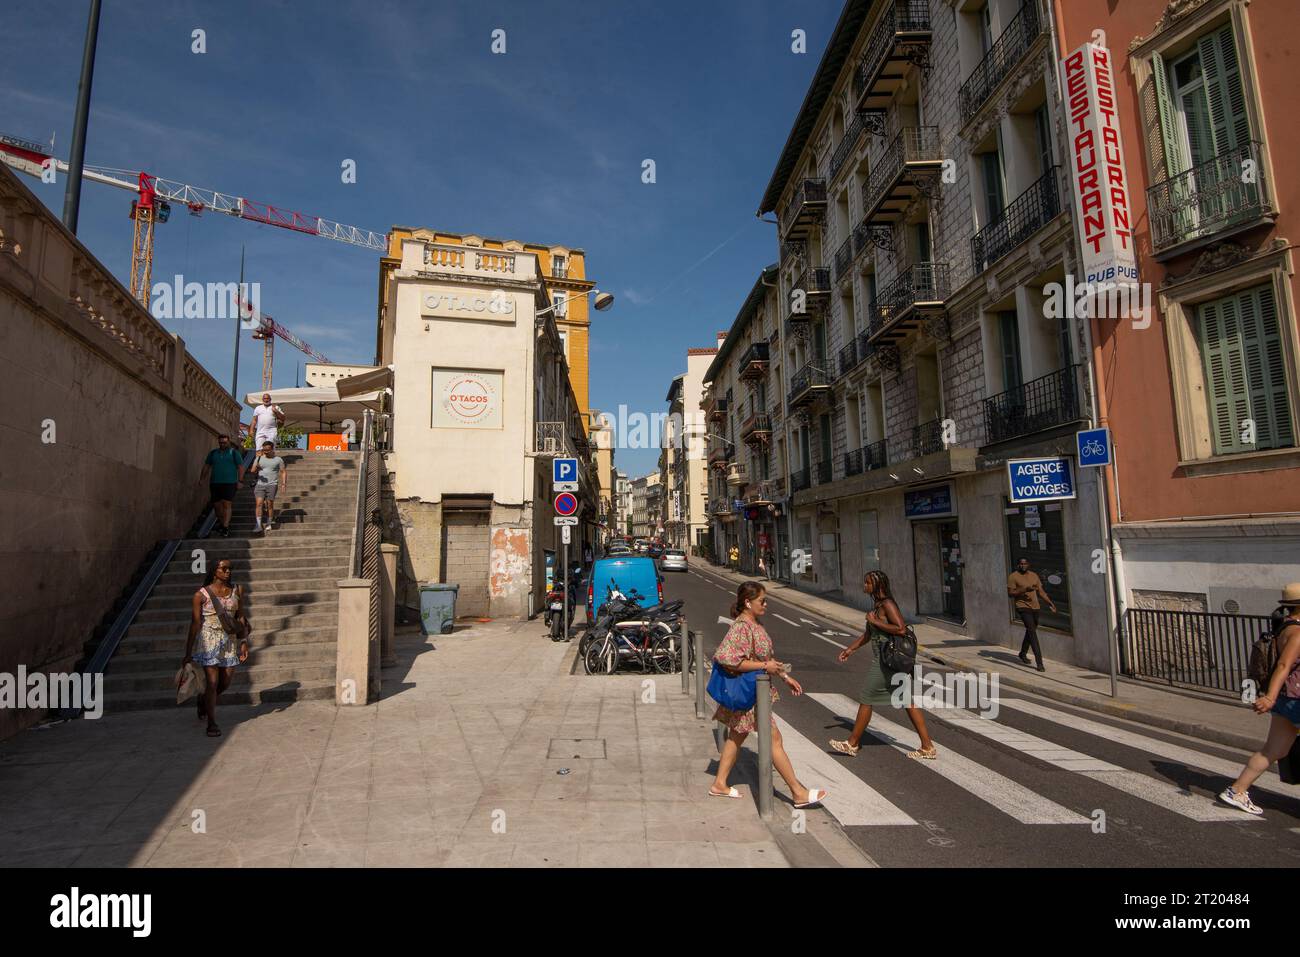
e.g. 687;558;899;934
553;457;578;492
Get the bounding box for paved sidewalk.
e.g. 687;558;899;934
0;619;868;867
695;561;1269;752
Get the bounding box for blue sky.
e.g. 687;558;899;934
4;0;841;477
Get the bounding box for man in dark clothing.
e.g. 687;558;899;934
1008;557;1057;671
200;435;244;537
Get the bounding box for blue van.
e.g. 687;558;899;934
586;556;662;623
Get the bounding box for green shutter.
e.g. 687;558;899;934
1151;51;1188;177
1199;296;1250;454
1198;25;1250;156
1239;285;1295;451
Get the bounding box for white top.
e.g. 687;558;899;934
252;403;280;432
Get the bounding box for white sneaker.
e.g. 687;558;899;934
1219;787;1263;816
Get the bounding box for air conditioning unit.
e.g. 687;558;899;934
542;436;559;454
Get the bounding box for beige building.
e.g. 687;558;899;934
305;362;379;390
375;233;594;619
630;471;662;540
661;349;716;552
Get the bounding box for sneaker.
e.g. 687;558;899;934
1018;654;1030;664
1036;663;1046;672
1219;787;1263;816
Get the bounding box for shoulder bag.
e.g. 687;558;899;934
879;625;918;675
205;585;251;643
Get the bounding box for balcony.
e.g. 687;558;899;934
862;127;944;225
710;498;735;516
706;396;729;423
708;443;731;469
779;178;828;240
837;332;877;378
830;110;872;182
780;239;806;270
787;363;832;409
534;421;573;456
868;262;951;342
1147;141;1272;258
726;463;748;487
844;438;888;477
853;1;933;113
745;478;783;503
983;364;1083;446
959;1;1044;125
790;468;811;493
971;167;1060;274
787;266;832;333
741;412;773;445
815;459;832;485
738;341;770;381
833;236;853;283
912;418;947;458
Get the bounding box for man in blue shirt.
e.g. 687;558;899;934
200;434;244;537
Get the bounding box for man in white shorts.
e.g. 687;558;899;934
251;393;285;449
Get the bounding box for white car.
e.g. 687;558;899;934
660;549;687;572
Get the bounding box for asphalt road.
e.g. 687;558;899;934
658;561;1300;868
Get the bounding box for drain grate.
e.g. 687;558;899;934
547;738;607;760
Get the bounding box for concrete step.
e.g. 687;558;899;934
178;534;353;551
163;555;350;575
104;661;336;695
104;679;337;713
140;589;339;614
115;626;336;656
126;611;340;635
158;564;349;585
108;641;336;673
150;575;347;597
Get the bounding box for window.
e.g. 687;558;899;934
1034;104;1053;177
558;329;568;357
552;291;568;318
998;311;1023;392
552;254;567;278
1197;283;1294;455
981;150;1006;225
1156;25;1249;177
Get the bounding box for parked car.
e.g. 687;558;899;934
585;555;663;623
660;548;687;572
634;539;649;554
607;542;632;556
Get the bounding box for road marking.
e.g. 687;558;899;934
770;715;916;826
924;704;1246;822
773;613;801;628
809;693;1089;825
998;696;1296;801
807;631;848;650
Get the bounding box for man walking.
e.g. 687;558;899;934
249;440;288;533
200;434;243;537
728;543;739;571
251;392;285;450
1008;557;1056;671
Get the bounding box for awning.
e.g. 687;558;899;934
337;365;393;398
244;386;385;432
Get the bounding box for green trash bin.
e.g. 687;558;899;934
420;583;459;635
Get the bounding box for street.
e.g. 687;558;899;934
660;563;1300;868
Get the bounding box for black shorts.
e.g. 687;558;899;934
210;483;237;503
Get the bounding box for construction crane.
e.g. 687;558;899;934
236;294;331;393
0;132;387;311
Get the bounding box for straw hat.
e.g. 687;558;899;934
1281;583;1300;607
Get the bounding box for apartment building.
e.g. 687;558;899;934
703;269;788;577
752;0;1111;669
374;232;595;619
1054;0;1300;618
630;471;663;540
684;347;715;551
614;470;632;536
589;412;617;547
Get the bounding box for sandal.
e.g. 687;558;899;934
908;745;938;760
206;725;222;738
829;739;859;756
708;785;741;799
794;788;828;809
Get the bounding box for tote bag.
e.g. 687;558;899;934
707;663;759;711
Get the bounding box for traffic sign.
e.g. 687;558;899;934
553;516;578;526
561;525;572;544
1007;456;1076;504
554;492;579;516
1076;427;1111;468
553;458;578;483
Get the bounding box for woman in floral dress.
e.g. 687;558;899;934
182;559;249;737
708;581;828;808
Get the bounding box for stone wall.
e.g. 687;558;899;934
0;166;239;740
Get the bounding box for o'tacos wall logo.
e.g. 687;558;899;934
433;368;502;429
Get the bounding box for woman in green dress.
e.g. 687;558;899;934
829;570;938;759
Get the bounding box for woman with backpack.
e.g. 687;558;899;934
181;559;250;737
1219;585;1300;816
830;570;938;760
708;581;827;808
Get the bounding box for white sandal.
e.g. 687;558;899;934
794;788;827;809
708;785;741;799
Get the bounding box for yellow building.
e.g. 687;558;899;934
378;227;597;427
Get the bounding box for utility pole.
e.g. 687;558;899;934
62;0;103;233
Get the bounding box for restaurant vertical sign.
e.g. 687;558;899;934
1061;42;1139;292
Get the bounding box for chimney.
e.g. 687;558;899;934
716;330;727;347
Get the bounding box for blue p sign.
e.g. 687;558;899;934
553;458;578;483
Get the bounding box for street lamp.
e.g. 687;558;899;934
536;288;615;320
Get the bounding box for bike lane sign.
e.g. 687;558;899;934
1076;427;1111;468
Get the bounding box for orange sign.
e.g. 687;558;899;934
309;433;346;451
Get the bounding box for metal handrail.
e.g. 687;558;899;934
1147;141;1268;252
351;410;374;578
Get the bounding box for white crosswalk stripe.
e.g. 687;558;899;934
770;715;916;826
809;693;1090;825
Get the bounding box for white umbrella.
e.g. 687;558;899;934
244;386;385;432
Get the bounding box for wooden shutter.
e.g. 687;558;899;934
1198;24;1250;156
1151;51;1188;178
1239;285;1294;451
1199;295;1250;454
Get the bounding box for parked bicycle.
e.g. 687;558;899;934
582;585;686;675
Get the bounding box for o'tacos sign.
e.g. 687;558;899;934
421;289;516;322
432;368;502;429
1061;42;1138;288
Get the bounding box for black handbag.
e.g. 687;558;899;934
879;626;918;674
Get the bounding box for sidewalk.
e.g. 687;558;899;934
696;561;1268;753
0;619;869;867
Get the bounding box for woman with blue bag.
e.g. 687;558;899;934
708;582;828;808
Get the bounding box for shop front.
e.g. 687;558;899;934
905;484;964;623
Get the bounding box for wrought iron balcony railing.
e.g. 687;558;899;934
983;364;1082;446
912;418;947;457
830;110;870;182
790;468;811;493
971;167;1060;274
959;1;1044;124
738;341;770;380
780;239;806;269
788;267;832;323
706;396;729;422
869;262;951;341
844;438;888;478
535;421;572;456
833;236;853;282
815;459;832;485
838;340;858;378
780;178;828;238
863;126;943;223
1147;141;1270;255
853;1;933;111
741;412;772;443
787;363;832;408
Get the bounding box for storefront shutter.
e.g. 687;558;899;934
1198;24;1250;156
1239;285;1294;451
1199;294;1251;454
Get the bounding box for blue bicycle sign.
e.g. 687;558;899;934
1076;428;1111;468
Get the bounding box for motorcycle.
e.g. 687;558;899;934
581;585;685;673
543;587;566;640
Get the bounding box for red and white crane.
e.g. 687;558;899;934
235;294;331;393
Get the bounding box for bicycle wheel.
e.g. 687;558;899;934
584;636;618;675
649;633;679;674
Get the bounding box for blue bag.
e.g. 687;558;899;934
708;662;759;711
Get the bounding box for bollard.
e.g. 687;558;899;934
694;629;707;719
755;673;773;820
680;616;690;694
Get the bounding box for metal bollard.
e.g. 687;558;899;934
694;629;707;719
680;617;690;694
755;673;773;819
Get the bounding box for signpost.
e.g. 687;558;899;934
553;458;578;493
1007;457;1076;505
1076;427;1111;468
553;490;579;641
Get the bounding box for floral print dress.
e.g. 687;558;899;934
712;618;779;734
193;586;243;668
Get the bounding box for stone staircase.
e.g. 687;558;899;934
91;451;360;711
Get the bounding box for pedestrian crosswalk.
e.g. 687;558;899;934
752;689;1287;830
